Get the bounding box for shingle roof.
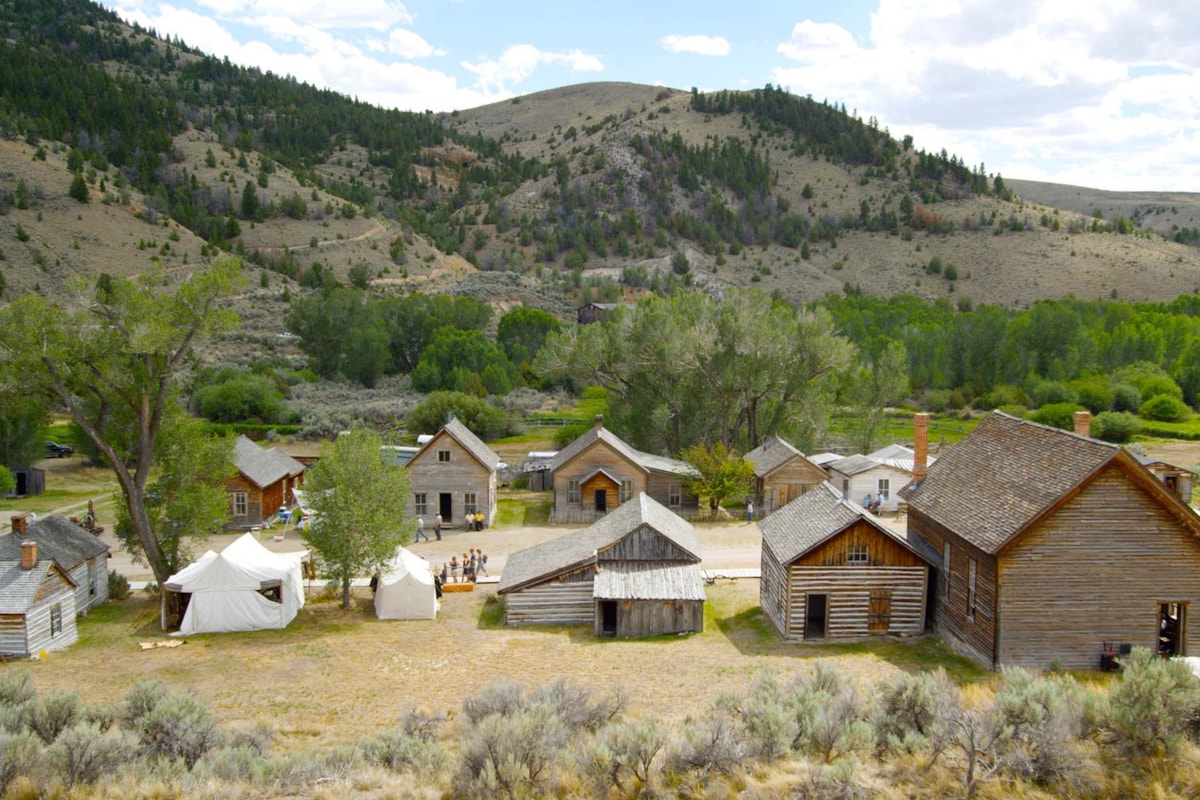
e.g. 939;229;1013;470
411;418;500;471
744;436;806;478
904;412;1120;553
0;560;73;614
234;436;305;488
0;516;108;571
594;561;705;601
498;493;699;593
760;482;919;564
550;425;694;477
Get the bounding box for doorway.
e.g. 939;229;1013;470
439;493;452;522
594;490;607;513
806;593;828;639
1159;602;1187;656
600;601;617;636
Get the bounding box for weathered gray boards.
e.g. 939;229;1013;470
405;418;500;527
744;436;828;517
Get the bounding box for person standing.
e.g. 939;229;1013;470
414;516;429;543
434;512;442;541
746;500;754;523
450;555;459;583
476;550;489;577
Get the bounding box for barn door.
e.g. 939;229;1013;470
806;593;828;639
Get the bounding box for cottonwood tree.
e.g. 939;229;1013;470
302;427;410;609
841;340;909;453
681;442;754;515
0;258;244;586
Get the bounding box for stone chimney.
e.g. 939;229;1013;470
912;413;930;480
19;541;36;571
1074;410;1092;438
594;414;604;429
10;515;27;537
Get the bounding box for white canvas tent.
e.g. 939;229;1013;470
375;547;438;620
165;533;308;635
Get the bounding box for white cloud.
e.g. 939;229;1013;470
193;0;412;29
659;34;730;57
462;45;603;94
387;28;443;59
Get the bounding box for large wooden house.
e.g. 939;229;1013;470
0;515;108;615
760;482;930;641
0;540;78;658
498;493;705;637
744;436;828;517
405;418;501;527
905;411;1200;670
226;436;306;529
549;416;697;523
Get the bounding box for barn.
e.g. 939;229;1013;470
498;493;705;637
760;482;930;641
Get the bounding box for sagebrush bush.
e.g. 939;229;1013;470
134;693;222;768
47;722;136;787
0;673;35;710
193;745;270;784
1106;646;1200;759
873;668;957;759
0;731;41;793
576;716;667;796
456;703;568;798
667;709;746;778
531;678;623;732
27;690;80;744
123;679;168;728
360;728;448;776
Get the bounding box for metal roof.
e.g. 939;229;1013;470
0;515;109;571
594;561;705;601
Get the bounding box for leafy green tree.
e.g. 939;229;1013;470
680;442;753;514
68;173;88;203
0;258;243;586
240;180;259;221
302;428;410;609
1091;411;1141;442
497;307;562;366
0;466;13;497
1030;402;1086;430
193;369;292;424
1138;395;1191;422
841;340;909;453
408;392;509;439
0;388;51;468
412;328;517;396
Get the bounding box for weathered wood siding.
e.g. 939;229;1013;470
645;473;697;513
785;566;928;640
224;475;266;527
998;466;1200;670
505;570;595;625
407;430;497;526
827;465;912;513
0;614;27;657
600;525;698;564
581;473;619;511
68;556;109;615
909;507;1001;668
0;571;78;658
600;599;704;637
762;459;828;515
760;545;790;635
795;520;926;568
552;442;647;522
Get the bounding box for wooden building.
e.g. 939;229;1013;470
226;436;306;529
0;515;108;615
406;418;500;527
1135;453;1194;505
577;302;622;325
825;454;914;514
7;467;44;498
0;539;79;658
744;436;828;517
760;482;929;641
498;493;705;637
549;416;697;523
905;411;1200;671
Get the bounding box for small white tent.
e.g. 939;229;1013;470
375;547;438;620
165;533;308;635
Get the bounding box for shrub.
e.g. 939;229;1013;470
194;368;293;424
0;731;41;793
456;703;568;798
194;745;269;784
123;680;169;728
134;692;222;768
0;673;35;710
553;422;590;449
1106;647;1200;759
667;709;746;777
1110;382;1142;413
46;722;135;787
1091;411;1141;443
27;691;80;743
975;384;1028;410
531;679;623;732
1030;402;1086;431
576;717;667;796
873;668;957;757
408;392;510;440
108;570;131;601
360;728;448;775
1139;394;1191;422
1069;378;1114;413
792;664;873;763
1028;380;1077;407
992;668;1090;787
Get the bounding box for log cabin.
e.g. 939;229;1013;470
498;493;704;637
744;436;828;518
549;416;697;523
0;514;108;615
405;418;500;528
226;436;306;529
0;539;79;658
760;482;930;641
904;410;1200;670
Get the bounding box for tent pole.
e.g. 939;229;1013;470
160;589;166;631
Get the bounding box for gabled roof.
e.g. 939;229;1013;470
234;436;305;488
0;560;75;614
498;493;699;594
744;436;809;478
760;482;924;565
410;418;500;472
550;424;694;477
867;443;915;461
825;454;882;476
809;452;842;467
594;562;705;601
904;412;1122;554
0;515;108;571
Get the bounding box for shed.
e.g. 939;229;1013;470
499;493;705;637
744;436;828;517
225;436;305;529
405;418;501;527
7;467;44;498
0;514;109;615
0;541;79;658
577;302;622;324
760;483;930;641
375;547;438;620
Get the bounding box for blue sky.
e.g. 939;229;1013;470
105;0;1199;192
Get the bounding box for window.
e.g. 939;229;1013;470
50;604;62;637
619;480;633;504
464;493;478;515
231;491;248;517
437;450;451;463
967;558;978;620
668;483;681;508
567;480;581;504
877;478;890;501
89;562;97;597
847;543;868;564
868;590;892;631
414;493;427;516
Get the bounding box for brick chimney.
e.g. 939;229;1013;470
594;414;604;429
912;413;930;480
19;541;36;570
10;515;27;537
1073;410;1092;438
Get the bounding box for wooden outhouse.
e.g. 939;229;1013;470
549;416;697;523
405;418;500;528
744;436;828;517
0;539;79;658
498;493;705;637
760;482;929;641
905;411;1200;671
0;515;109;615
225;436;305;529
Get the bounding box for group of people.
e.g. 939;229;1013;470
862;494;884;515
414;510;485;543
442;549;488;584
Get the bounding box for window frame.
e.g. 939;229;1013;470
567;479;581;505
877;478;890;501
967;558;978;621
413;493;427;516
668;483;682;508
619;479;633;504
846;543;869;565
231;491;248;517
437;449;451;463
464;492;478;515
50;603;63;637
